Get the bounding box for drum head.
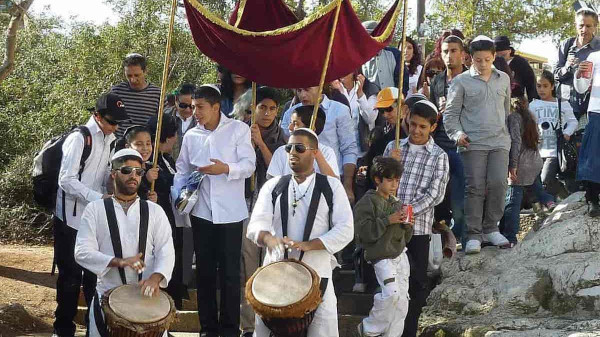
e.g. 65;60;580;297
108;284;171;324
252;261;313;307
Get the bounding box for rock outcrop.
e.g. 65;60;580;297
421;192;600;337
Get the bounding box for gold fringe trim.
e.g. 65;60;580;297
185;0;400;43
233;0;247;28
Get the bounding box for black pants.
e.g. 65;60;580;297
191;216;242;337
585;181;600;204
402;235;430;337
165;226;187;309
53;217;96;337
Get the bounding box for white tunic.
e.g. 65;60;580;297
75;198;175;337
247;173;354;337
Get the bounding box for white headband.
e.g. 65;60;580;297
472;35;493;43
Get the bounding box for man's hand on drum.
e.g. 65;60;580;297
138;273;164;297
282;237;325;252
109;252;145;274
260;232;286;259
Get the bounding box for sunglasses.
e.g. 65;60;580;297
285;143;315;154
426;69;442;78
115;166;145;176
178;102;193;110
378;106;395;113
103;116;122;126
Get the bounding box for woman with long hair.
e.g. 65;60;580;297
219;66;252;117
416;56;445;98
399;36;423;97
499;92;543;246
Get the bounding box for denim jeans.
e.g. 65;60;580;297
447;149;466;245
532;175;554;205
499;186;524;244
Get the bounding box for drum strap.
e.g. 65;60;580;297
104;198;150;285
93;291;109;337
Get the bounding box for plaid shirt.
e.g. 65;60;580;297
384;137;449;235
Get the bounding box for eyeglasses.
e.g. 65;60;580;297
115;166;145;176
178;102;193;110
284;143;315;154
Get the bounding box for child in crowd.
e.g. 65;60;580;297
122;125;159;203
529;70;578;201
500;94;543;246
354;156;412;337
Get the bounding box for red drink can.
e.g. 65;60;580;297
582;61;593;79
403;204;414;224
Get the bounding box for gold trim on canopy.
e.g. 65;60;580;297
233;0;247;27
186;0;400;43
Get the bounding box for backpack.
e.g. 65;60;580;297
31;126;92;210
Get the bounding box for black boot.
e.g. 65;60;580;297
590;202;600;218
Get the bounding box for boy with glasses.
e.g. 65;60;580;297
52;93;129;337
167;83;196;160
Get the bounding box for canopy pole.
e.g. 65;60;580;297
250;82;257;192
150;0;178;192
395;0;409;150
309;0;343;130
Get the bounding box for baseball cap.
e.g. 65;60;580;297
375;87;401;108
96;93;129;121
111;148;143;168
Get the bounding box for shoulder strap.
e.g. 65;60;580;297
316;174;334;231
104;198;127;285
77;126;92;179
138;200;149;282
300;175;325;261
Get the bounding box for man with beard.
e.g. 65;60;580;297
74;149;175;337
246;128;354;337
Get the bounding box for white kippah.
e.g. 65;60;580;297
414;100;439;114
199;84;221;95
111;149;143;168
293;127;319;141
472;35;494;43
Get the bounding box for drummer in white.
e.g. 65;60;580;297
247;128;354;337
75;149;175;337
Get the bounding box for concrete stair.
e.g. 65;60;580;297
75;268;372;333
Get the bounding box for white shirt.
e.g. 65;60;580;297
56;117;115;230
267;143;339;178
529;99;578;158
174;113;256;224
574;50;600;115
75;198;175;297
338;84;378;156
407;64;423;98
176;111;193;135
246;173;354;278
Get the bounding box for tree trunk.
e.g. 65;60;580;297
295;0;306;20
0;0;34;83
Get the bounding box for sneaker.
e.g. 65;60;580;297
465;239;481;254
590;203;600;218
543;201;557;212
483;232;510;247
352;282;367;293
355;322;383;337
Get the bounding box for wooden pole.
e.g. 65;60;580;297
249;82;257;192
309;0;343;130
150;0;177;192
395;0;409;150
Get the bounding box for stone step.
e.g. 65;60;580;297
337;292;373;316
76;306;365;334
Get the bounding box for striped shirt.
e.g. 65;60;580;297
110;82;161;138
384;137;449;235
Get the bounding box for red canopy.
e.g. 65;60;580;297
184;0;400;88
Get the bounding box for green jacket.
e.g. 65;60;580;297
354;190;413;262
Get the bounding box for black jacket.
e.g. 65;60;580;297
510;54;538;102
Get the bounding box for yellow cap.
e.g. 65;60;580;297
375;87;400;108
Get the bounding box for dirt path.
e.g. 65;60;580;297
0;244;58;335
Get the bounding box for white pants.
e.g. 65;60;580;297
362;252;410;337
254;278;338;337
87;295;168;337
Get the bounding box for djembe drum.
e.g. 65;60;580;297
246;259;322;337
101;284;176;337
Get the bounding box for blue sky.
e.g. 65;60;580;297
30;0;558;63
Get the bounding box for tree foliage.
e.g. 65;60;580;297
425;0;592;44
